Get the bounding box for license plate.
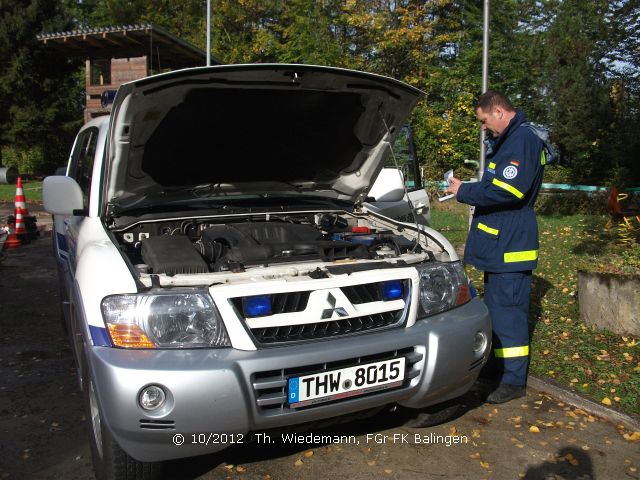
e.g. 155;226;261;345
287;357;406;408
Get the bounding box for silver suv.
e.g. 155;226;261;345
44;64;490;480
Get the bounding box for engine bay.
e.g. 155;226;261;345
113;211;437;277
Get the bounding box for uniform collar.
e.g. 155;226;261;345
490;109;527;151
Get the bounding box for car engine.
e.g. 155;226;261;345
114;212;429;276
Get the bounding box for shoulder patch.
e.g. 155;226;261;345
503;165;518;179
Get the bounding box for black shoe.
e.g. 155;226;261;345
486;384;526;404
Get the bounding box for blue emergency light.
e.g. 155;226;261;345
381;280;403;301
242;295;273;317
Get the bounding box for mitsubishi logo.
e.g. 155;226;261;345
321;293;349;319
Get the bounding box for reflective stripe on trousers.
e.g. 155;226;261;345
483;271;533;386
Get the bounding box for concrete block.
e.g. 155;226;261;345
578;270;640;335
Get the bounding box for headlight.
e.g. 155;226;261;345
101;291;231;348
417;261;471;317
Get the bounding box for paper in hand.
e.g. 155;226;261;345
439;170;455;202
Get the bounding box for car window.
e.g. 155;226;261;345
69;128;98;204
385;126;422;192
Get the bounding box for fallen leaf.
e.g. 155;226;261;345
470;452;481;459
480;461;490;469
236;466;247;473
303;450;314;458
601;397;612;406
367;461;376;466
384;469;393;474
449;426;458;435
623;431;640;442
224;465;234;471
471;429;481;438
529;426;540;433
509;416;522;423
295;459;303;467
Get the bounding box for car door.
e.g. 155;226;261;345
53;126;99;327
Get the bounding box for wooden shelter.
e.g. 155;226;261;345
37;24;214;122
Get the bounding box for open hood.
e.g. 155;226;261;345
104;64;423;212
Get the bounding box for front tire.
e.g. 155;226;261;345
84;372;163;480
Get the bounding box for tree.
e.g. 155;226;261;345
0;0;82;172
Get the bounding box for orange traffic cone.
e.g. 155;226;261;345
13;176;36;241
14;177;30;217
4;222;21;248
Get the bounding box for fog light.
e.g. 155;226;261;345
139;385;166;411
473;331;487;353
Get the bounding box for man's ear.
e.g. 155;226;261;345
493;106;504;118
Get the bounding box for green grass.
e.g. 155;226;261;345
0;180;42;203
430;200;640;415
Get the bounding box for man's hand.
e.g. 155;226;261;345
444;177;462;196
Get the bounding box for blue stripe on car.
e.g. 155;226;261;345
90;325;112;346
56;232;68;252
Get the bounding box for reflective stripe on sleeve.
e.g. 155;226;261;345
504;250;539;263
478;222;499;236
492;178;524;199
540;149;547;166
494;345;529;358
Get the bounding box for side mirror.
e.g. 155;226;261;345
43;176;84;215
368;168;405;202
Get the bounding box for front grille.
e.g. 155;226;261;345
252;347;422;413
341;283;381;303
341;280;409;304
252;310;403;344
231;291;311;316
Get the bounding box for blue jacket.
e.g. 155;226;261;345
456;110;545;272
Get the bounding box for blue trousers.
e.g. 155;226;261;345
483;271;532;386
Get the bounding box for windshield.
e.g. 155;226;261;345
383;125;423;192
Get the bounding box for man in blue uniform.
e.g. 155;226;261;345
445;90;545;404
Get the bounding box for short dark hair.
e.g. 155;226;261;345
474;90;515;113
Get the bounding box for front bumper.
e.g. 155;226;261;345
88;297;490;462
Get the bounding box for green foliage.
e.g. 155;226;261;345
535;192;608;216
1;146;45;175
2;0;637;181
0;0;82;172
